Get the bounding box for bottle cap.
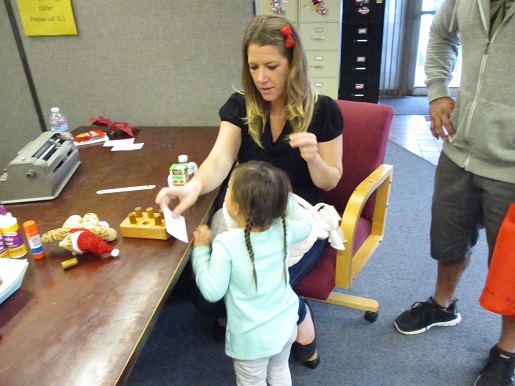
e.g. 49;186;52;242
51;107;60;113
22;220;37;233
0;205;6;216
178;155;188;163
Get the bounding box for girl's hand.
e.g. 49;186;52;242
193;225;212;247
289;132;320;163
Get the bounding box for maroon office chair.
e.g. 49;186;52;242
294;100;394;322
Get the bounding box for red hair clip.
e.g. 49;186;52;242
280;26;295;48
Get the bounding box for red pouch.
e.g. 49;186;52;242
479;203;515;317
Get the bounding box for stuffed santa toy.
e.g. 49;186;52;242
59;228;120;258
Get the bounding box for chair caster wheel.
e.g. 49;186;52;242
364;311;378;323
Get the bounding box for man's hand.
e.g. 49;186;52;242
429;97;456;141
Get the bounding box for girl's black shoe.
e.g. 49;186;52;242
292;299;320;369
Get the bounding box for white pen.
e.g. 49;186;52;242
96;185;156;194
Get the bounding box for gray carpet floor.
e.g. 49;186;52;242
379;96;430;116
126;142;497;386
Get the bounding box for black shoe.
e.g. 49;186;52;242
292;340;320;369
393;296;461;335
292;299;320;369
475;345;515;386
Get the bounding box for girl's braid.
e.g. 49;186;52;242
281;215;288;286
244;215;258;290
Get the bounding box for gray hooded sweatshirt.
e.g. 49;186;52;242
425;0;515;184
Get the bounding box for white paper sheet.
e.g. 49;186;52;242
104;138;135;147
161;204;189;243
103;138;143;151
110;143;144;151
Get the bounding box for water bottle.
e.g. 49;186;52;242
49;107;69;132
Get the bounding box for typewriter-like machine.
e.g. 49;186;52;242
0;131;81;204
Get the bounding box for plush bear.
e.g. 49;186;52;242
41;213;117;243
59;228;119;258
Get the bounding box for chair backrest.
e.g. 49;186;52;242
322;100;394;220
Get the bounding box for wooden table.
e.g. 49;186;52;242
0;126;220;385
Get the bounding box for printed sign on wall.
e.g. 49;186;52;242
16;0;78;36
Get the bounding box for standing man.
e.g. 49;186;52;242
393;1;515;385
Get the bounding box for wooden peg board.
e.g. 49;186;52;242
120;206;170;240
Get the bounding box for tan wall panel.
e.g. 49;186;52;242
1;1;254;169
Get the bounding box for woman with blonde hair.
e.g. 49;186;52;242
157;14;343;369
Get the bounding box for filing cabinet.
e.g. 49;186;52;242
255;0;343;99
338;0;385;102
342;0;385;22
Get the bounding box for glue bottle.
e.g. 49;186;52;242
22;220;45;259
0;205;27;258
49;107;69;132
0;233;9;258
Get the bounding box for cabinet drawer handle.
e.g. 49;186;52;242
312;65;325;69
354;39;368;43
312;37;326;41
353;67;366;70
352;94;365;97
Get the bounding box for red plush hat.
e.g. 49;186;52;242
69;229;120;257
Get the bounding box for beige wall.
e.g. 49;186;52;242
1;1;254;169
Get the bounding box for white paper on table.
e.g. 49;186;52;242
161;204;189;243
110;143;144;151
104;138;135;147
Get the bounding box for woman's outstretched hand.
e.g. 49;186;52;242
155;182;200;218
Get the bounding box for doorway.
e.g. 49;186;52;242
413;0;462;94
380;0;461;96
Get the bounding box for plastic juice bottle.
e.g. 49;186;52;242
168;155;189;187
0;205;27;258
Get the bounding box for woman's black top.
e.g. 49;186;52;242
219;92;343;204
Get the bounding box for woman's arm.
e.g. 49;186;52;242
289;133;343;191
156;121;241;217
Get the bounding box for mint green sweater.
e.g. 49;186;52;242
192;196;311;360
425;0;515;184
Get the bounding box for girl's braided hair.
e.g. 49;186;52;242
230;161;291;290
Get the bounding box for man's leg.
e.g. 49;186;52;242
475;316;515;386
394;153;476;334
433;258;470;308
499;316;515;353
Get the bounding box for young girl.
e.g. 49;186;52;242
192;161;312;385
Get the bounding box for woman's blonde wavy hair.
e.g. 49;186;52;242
241;15;317;147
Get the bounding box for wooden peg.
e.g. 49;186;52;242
154;213;162;226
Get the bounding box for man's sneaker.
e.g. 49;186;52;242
393;296;461;335
474;345;515;386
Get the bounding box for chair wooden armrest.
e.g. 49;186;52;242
336;164;394;289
